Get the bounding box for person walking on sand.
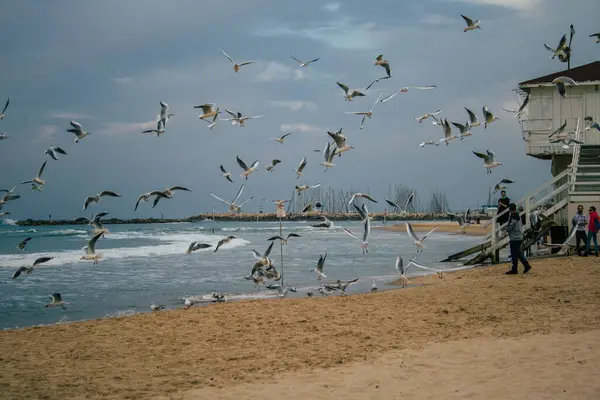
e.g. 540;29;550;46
504;203;531;275
497;190;510;227
586;206;600;257
572;204;588;255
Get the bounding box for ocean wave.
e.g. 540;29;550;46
2;219;17;226
104;309;138;319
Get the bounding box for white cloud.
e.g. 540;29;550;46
269;100;317;112
257;62;305;82
113;77;133;84
97;120;156;136
449;0;542;11
322;3;340;12
31;125;58;144
280;123;323;133
46;111;94;120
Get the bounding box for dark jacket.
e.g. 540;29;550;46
505;212;523;241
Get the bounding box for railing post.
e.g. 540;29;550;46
491;211;497;264
524;194;531;231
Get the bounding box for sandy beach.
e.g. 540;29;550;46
1;256;599;400
376;220;491;236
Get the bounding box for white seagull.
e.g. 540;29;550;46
374;54;391;77
454;208;471;234
186;241;212;254
415;109;442;123
482;105;499;128
321;142;337;171
461;14;481;32
419;140;439;147
342;216;370;253
311;251;327;280
291;56;320;67
150;303;165;312
294;157;307;179
385;191;414;214
211;184;253;212
157;101;174;128
142;120;166;137
464;107;481;128
12;256;54;279
21;161;47;187
80;232;104;265
552;76;578;98
544;34;568;59
0;132;8;140
219;47;256;73
221;109;263;127
502;94;530;118
473;149;502;174
349;193;378;204
220;165;233;182
193;103;220;120
406;223;439;253
151;186;192;208
395;255;414;288
295;183;320;194
327;129;354;156
265;159;282;172
380;86;437;104
272;132;292;143
344;92;383;129
0;97;9;120
336;79;381;101
237;155;259;180
493;178;514;193
45;146;68;161
46;293;69;309
67;120;91;143
451;121;472;140
83;190;122;211
439;118;457;146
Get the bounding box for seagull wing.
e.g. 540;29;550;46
219;47;234;64
249;161;259;170
297;157;307;173
380;91;400;104
556;34;567;51
421;225;439;242
1;98;9;114
238;61;256;66
37;161;47;178
280;132;292;140
337;82;350;94
83;196;95;210
210;193;231;206
33;256;54;267
353;203;367;220
225;109;238;118
363;218;370;242
237;155;249;171
406;222;420;242
237;196;254;208
308;57;320;64
291;56;303;64
465;107;478;124
385;198;401;208
220;165;227;174
87;232;103;254
343;228;359;240
486;149;496;162
12;266;28;279
168;186;191;192
263;240;275;258
451;122;466;133
396;256;405;275
99;190;121;198
53;147;68;155
70;120;82;130
499;178;514;184
404;192;415;211
544;44;556;53
473;151;491;163
232;184;244;204
461;14;474;26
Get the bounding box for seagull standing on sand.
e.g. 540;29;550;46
502;94;530;118
46;293;69;309
321;142;337;172
380;86;436;104
344;92;384;129
221;110;263;127
415;109;442;123
439;119;457;146
349;193;378;204
211;185;253;212
152;186;192;208
265;159;282;172
374;54;391;77
291;56;319;67
220;165;233;182
80;232;104;265
552;77;578;98
12;256;53;279
21;161;47;188
0;98;9;120
294;157;307;179
150;303;165;311
220;47;256;72
473;149;502;174
461;14;481;32
272;132;292;143
67;120;90;143
371;280;378;292
311;251;327;280
237;155;260;180
45;146;68;161
83;190;122;211
186;241;212;254
406;223;439;253
482;105;499;128
214;235;236;252
142;120;166;137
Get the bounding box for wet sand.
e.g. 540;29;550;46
376;220;491;236
1;257;599;400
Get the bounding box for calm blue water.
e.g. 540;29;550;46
0;219;481;330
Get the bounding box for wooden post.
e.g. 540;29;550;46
279;218;284;287
491;210;498;264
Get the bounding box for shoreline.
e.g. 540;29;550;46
1;256;598;399
10;212;490;227
375;221;491;236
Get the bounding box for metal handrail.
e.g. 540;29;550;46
570;117;582;193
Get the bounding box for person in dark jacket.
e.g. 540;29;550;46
572;204;588;255
504;203;531;275
587;206;600;256
497;191;510;227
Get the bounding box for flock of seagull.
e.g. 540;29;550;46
2;16;600;310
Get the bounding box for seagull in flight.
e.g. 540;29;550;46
294;157;307;179
151;186;192;208
552;76;577;98
482;105;499;128
349;193;378;204
80;232;104;265
214;235;236;252
342;214;371;253
473;149;502;174
237;155;259;180
157;101;174;128
380;86;436;104
419;140;439;147
544;34;568;59
193;103;220;121
550;135;583;149
345;92;383;129
374;54;391;77
295;183;320;194
265;159;282;172
395;255;413;287
451;121;472;140
327;128;354;156
12;256;53;279
83;190;121;210
493;178;514;193
142;120;166;137
220;47;256;72
461;14;481;32
0;132;8;140
211;184;253;212
272;132;292;143
502;94;530;118
291;56;319;67
186;241;212;254
221;109;263;127
21;161;47;188
311;251;327;280
321;142;337;172
268;233;301;245
439;118;457;146
18;237;32;251
406;223;439;252
453;208;471;234
415;109;442;123
336;78;382;101
220;165;233;182
46;293;69;309
67;120;91;143
45;146;68;161
591;33;600;43
0;97;9;120
385;191;414;214
464;107;481;128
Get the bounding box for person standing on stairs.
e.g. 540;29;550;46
586;206;600;257
572;205;588;255
504;203;532;275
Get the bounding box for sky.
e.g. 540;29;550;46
0;0;598;220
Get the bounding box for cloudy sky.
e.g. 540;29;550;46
0;0;597;220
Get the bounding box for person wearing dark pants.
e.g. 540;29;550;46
587;206;600;256
504;203;531;275
497;190;510;227
572;204;588;255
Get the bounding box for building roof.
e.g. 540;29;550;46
519;61;600;86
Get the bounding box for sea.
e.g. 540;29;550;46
0;219;482;330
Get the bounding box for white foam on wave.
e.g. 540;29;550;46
0;236;250;268
2;219;17;226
